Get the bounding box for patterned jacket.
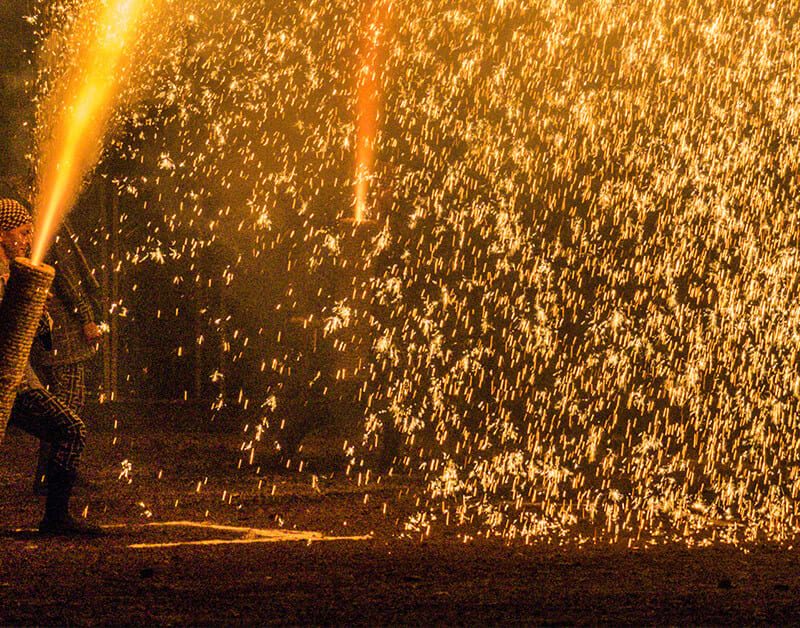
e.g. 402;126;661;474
30;237;98;367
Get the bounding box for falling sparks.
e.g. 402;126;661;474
26;1;800;547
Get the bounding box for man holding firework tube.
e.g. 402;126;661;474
0;198;102;536
30;220;103;495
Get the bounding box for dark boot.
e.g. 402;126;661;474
39;469;103;537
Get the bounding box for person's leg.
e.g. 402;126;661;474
33;363;86;494
9;387;100;535
33;366;57;495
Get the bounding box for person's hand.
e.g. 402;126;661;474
83;321;103;342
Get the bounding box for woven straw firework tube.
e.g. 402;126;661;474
0;258;55;441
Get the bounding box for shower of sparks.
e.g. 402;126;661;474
27;0;800;546
30;0;163;265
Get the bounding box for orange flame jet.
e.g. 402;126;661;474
354;0;390;222
32;0;157;264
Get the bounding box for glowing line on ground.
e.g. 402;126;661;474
129;534;371;549
122;520;371;548
10;520;373;547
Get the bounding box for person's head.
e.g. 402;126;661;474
0;198;33;262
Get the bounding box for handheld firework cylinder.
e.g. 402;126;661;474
0;258;55;440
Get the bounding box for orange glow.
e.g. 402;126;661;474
354;0;389;222
31;0;155;265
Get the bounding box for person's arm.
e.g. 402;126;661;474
53;249;101;341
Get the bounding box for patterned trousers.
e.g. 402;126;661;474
9;387;86;474
37;363;87;416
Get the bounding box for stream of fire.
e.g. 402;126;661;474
31;0;162;264
353;0;388;222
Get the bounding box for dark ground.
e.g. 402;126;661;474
2;403;800;626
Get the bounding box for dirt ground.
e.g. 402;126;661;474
2;403;800;626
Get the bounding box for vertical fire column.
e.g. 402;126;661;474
0;258;55;440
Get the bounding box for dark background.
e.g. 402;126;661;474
0;0;35;182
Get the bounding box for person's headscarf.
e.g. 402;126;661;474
0;198;32;232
